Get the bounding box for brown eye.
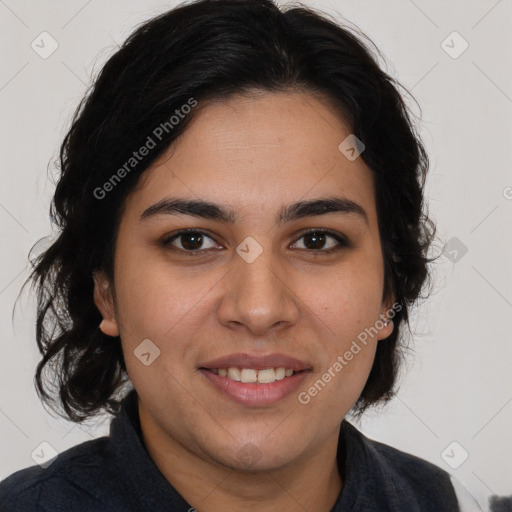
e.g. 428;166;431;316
162;230;219;253
291;230;348;253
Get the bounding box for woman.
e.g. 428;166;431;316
0;0;482;510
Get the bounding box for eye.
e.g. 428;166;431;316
161;229;221;254
291;229;348;254
161;228;349;256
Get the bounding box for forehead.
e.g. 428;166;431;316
128;91;377;226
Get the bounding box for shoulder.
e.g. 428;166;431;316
342;421;460;511
371;436;455;492
0;437;111;511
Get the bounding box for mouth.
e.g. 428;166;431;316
198;352;312;373
200;366;306;384
198;353;312;406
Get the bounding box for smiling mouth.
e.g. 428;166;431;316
201;367;306;384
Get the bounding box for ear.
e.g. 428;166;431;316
377;297;398;341
93;271;120;337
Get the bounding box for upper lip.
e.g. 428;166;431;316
199;352;312;371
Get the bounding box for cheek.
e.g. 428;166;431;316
113;262;211;398
296;260;383;396
111;247;204;347
303;260;384;339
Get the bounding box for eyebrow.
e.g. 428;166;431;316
140;196;369;226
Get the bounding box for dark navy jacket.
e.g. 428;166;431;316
1;390;461;511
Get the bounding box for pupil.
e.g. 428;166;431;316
304;232;325;250
182;233;203;250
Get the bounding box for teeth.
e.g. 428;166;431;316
227;367;241;381
211;367;298;383
257;368;275;383
240;369;258;383
274;367;286;380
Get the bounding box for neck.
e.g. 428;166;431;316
138;404;343;512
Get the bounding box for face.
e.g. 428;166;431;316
94;91;394;472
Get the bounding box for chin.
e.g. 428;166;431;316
210;439;299;473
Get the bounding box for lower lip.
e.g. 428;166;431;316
199;369;310;406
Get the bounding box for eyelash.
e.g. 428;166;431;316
161;228;349;256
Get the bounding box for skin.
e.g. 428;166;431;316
93;90;395;512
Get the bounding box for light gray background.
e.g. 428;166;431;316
1;0;511;508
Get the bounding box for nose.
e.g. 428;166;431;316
217;247;300;336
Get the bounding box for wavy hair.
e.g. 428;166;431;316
22;0;436;422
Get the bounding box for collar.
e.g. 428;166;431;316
107;389;191;509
